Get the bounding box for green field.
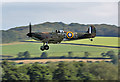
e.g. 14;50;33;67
2;37;118;58
62;37;119;47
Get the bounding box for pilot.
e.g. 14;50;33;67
56;30;58;33
58;30;60;33
56;30;60;33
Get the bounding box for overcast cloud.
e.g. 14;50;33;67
2;0;120;2
2;2;118;30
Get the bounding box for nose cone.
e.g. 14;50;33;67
27;33;32;37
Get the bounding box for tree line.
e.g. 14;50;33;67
1;60;118;80
16;50;118;65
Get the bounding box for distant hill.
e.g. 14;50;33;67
1;22;119;43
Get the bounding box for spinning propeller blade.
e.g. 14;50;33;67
29;22;32;33
27;22;32;37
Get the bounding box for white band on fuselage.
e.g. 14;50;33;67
89;26;92;33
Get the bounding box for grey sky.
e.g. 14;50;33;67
2;0;120;2
2;2;118;30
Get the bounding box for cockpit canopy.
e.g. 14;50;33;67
56;30;64;33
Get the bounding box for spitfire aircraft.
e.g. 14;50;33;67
27;23;96;51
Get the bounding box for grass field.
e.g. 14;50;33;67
62;37;119;47
2;37;118;58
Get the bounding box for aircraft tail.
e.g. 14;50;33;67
87;25;96;34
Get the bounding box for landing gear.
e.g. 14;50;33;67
40;42;49;51
44;45;49;50
40;46;45;51
89;38;93;41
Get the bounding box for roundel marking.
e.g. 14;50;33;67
66;31;74;39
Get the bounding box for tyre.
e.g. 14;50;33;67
44;45;49;50
40;46;44;51
90;39;93;41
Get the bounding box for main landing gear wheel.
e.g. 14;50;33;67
44;45;49;50
40;46;45;51
40;42;49;51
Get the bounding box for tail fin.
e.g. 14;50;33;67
87;25;96;34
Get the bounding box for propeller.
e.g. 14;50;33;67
29;22;32;34
27;23;32;37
